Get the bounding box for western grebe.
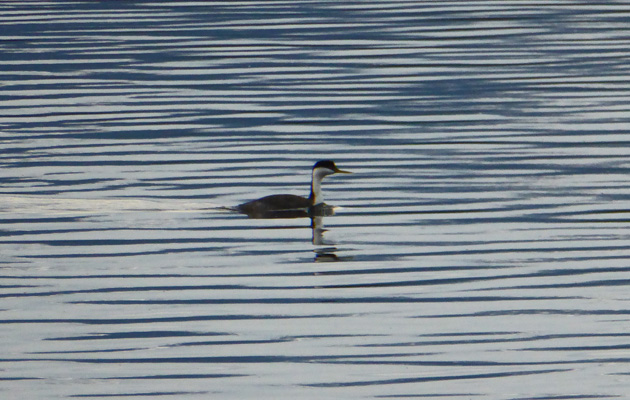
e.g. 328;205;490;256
237;160;351;217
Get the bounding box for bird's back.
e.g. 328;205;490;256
237;194;311;214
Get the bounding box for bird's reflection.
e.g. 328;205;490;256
310;215;349;262
238;204;350;262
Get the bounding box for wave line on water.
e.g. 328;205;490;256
0;195;224;215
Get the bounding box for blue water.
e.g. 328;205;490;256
2;1;630;399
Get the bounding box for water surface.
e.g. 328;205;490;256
2;1;630;399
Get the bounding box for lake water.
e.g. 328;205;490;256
2;1;630;399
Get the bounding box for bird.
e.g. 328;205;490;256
236;160;351;218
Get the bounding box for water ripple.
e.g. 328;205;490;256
2;1;630;399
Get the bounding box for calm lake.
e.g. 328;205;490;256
2;1;630;399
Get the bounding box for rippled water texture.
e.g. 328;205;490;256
3;1;630;399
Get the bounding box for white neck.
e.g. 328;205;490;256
310;167;331;205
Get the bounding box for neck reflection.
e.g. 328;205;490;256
311;215;343;262
238;204;349;262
